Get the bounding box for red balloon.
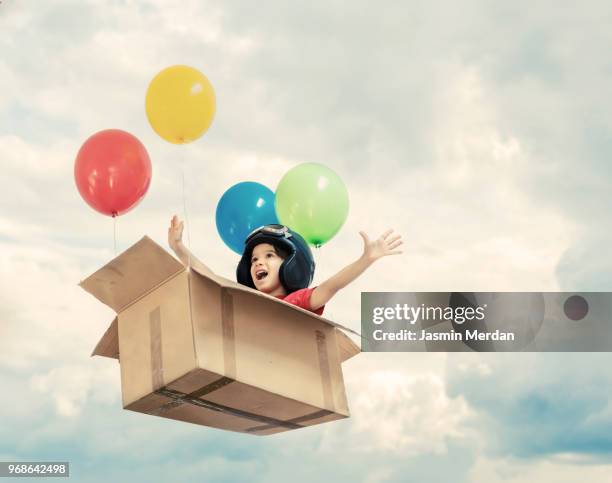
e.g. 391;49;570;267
74;129;152;217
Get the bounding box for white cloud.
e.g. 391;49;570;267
469;455;612;483
318;353;472;456
350;372;470;454
30;363;117;417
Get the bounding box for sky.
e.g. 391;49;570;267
1;0;612;481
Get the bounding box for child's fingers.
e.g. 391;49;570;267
388;240;403;250
386;234;401;244
381;229;393;240
359;231;370;244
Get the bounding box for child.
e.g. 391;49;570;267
168;215;402;315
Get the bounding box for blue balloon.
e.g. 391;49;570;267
215;182;279;254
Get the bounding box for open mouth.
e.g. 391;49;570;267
255;270;268;281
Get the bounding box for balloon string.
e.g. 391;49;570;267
113;215;117;255
314;243;321;279
181;155;192;248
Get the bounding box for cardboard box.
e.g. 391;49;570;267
81;236;360;435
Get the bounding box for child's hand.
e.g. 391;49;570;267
310;229;404;310
359;229;403;263
168;215;184;250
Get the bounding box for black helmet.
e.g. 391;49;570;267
236;224;315;293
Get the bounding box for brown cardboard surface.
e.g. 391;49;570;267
165;368;221;394
201;380;325;420
187;270;227;378
80;236;184;313
152;400;258;433
119;271;196;407
336;330;360;362
85;236;358;435
188;270;348;414
91;317;118;359
226;288;348;414
125;369;348;435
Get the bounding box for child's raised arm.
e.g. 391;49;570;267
310;229;403;310
168;215;216;278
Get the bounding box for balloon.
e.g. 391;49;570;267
216;182;278;254
275;163;349;247
145;65;216;144
74;129;152;217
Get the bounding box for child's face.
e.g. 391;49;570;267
250;243;286;296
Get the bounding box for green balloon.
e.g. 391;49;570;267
275;163;349;247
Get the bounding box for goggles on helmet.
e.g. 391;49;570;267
245;224;292;244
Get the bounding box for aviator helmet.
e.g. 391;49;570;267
236;224;315;293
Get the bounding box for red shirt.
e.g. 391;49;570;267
276;287;324;315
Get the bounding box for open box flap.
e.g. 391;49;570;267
190;265;363;354
80;236;185;313
91;317;119;359
336;330;361;362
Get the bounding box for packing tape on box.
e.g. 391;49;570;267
244;408;334;433
150;376;234;417
150;307;164;390
221;289;237;379
152;381;335;432
154;386;302;430
315;330;334;410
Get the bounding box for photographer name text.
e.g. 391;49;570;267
370;304;515;342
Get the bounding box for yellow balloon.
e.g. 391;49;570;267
145;65;216;144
